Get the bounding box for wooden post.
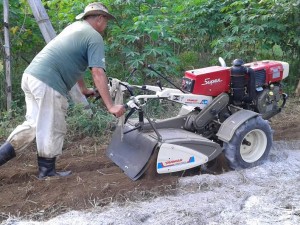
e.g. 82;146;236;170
27;0;56;43
3;0;12;111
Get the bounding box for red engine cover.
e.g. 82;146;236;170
183;66;231;96
246;61;284;84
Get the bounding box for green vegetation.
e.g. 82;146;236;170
1;0;299;139
0;101;25;138
66;102;116;139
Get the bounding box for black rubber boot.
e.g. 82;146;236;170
0;142;16;166
37;156;71;179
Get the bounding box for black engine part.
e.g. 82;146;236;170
230;59;256;104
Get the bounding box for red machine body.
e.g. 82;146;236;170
182;66;231;96
245;61;284;84
182;61;284;96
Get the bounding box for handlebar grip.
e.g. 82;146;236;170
123;104;129;110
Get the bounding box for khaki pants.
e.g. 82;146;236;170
7;73;68;158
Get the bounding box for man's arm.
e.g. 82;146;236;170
91;67;125;117
77;77;95;96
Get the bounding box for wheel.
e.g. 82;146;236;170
223;116;272;170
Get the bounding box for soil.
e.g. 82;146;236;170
0;98;299;222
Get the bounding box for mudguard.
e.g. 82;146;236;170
107;121;222;180
106;123;158;181
216;109;259;143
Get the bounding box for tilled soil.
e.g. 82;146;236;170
0;98;299;222
0;137;178;221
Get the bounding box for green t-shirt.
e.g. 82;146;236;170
25;21;106;97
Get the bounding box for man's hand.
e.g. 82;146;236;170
81;88;95;97
91;67;126;117
108;104;126;118
77;77;95;97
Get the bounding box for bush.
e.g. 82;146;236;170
66;102;116;139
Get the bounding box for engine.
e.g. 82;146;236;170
181;59;289;120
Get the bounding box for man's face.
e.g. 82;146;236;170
96;15;108;33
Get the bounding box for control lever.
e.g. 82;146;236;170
156;80;163;90
125;67;137;82
147;64;186;93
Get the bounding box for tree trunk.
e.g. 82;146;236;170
3;0;12;111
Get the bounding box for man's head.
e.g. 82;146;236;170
76;2;115;20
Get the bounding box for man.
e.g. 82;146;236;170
0;2;125;178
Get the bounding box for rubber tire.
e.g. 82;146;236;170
223;116;272;170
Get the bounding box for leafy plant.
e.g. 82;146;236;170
1;0;299;113
66;103;116;139
0;101;25;139
104;0;182;80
